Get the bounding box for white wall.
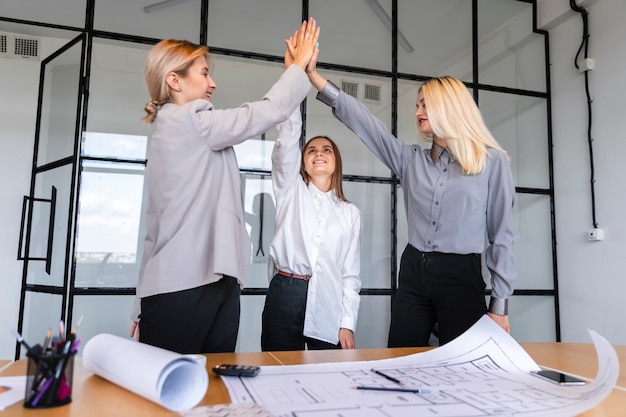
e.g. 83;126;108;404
2;1;626;359
539;0;626;345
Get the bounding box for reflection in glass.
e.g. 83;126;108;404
241;174;275;288
74;160;145;288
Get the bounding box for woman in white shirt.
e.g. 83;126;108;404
261;108;362;350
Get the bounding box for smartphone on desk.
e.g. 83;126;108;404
531;370;586;386
212;364;260;377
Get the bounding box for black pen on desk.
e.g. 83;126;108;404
371;368;404;386
353;385;431;394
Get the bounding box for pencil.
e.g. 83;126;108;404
371;368;404;386
353;385;431;394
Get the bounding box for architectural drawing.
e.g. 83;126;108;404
222;316;619;417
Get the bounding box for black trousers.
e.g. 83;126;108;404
139;275;240;354
261;274;340;351
388;244;487;347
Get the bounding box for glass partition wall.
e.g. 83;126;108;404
4;0;557;357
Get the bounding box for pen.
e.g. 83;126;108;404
371;368;404;386
353;385;431;394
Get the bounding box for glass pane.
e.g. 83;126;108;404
19;292;63;358
344;181;393;289
210;55;284;113
37;40;82;167
85;40;153;140
0;0;86;28
72;295;135;355
509;296;557;342
311;0;391;71
207;0;300;58
480;91;550;189
235;134;275;171
237;294;265;352
26;164;73;287
306;72;392;177
94;0;202;42
241;174;275;288
398;0;473;81
82;132;148;160
513;193;554;289
75;161;145;288
478;0;546;92
354;295;391;349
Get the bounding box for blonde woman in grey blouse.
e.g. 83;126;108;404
130;19;320;354
306;55;515;346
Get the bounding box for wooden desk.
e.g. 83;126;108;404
1;344;625;416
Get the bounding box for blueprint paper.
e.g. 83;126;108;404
222;315;620;417
82;333;208;411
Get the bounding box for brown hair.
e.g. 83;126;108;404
299;136;349;202
142;39;211;123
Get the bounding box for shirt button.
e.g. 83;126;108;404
432;221;436;225
435;201;439;205
439;182;444;186
443;168;447;172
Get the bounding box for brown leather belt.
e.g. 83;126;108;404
277;270;311;281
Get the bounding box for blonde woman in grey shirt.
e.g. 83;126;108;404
306;55;515;346
130;19;320;353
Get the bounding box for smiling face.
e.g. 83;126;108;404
177;56;217;104
303;137;336;180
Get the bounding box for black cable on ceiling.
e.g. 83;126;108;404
569;0;598;229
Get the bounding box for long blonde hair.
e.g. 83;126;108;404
416;76;508;175
142;39;210;123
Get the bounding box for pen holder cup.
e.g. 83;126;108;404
24;350;76;408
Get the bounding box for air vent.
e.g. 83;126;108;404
0;32;41;61
364;84;381;103
341;81;358;99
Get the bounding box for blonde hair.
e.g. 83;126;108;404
416;76;508;175
300;136;349;203
142;39;210;123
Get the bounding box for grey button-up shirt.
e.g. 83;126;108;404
317;81;516;314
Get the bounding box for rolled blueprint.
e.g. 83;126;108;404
82;333;208;411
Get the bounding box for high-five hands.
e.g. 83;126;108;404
285;17;320;70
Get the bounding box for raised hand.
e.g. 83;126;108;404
285;18;320;70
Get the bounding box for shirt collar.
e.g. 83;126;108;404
430;142;455;163
308;182;339;205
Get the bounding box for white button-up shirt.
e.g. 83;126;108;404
268;110;362;344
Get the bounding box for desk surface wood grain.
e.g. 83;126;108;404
1;344;625;417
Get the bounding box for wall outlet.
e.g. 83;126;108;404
587;228;604;241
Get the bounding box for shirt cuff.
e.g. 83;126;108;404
488;297;508;315
316;80;341;107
